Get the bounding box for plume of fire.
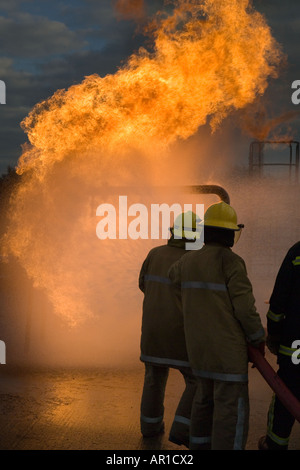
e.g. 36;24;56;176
17;0;283;178
3;0;284;329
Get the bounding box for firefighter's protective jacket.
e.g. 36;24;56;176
267;241;300;359
139;237;190;368
168;243;265;381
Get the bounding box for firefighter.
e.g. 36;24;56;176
168;202;265;450
139;211;201;447
258;242;300;450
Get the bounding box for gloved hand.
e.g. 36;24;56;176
266;334;280;355
249;338;266;355
248;340;266;369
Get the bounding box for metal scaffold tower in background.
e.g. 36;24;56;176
249;140;300;182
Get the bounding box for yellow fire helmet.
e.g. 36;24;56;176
173;211;202;240
204;202;244;244
205;200;244;229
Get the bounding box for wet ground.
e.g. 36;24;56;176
0;352;299;451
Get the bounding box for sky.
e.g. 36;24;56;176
0;0;299;175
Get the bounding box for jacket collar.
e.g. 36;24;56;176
168;235;194;249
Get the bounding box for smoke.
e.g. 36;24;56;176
239;103;300;141
113;0;146;21
1;0;286;366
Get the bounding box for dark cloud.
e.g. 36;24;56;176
0;0;145;173
0;0;31;12
0;12;86;58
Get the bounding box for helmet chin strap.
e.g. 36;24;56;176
234;224;244;245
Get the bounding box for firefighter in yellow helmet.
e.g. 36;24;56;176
139;211;201;447
168;202;265;450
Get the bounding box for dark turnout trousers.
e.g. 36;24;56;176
189;377;249;450
140;363;197;445
266;356;300;450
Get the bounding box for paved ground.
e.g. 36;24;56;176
0;353;299;451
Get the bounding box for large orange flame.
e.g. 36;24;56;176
3;0;283;328
17;0;282;177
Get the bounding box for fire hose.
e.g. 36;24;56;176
247;344;300;423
